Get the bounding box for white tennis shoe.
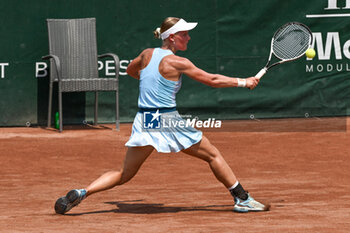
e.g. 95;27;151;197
233;193;270;213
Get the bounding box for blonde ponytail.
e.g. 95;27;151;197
153;27;161;39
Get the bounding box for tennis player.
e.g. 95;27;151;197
54;17;269;214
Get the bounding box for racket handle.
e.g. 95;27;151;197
255;68;267;79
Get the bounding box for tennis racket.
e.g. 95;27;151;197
255;22;313;79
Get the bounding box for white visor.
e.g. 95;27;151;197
160;19;198;40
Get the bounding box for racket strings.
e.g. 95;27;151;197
273;24;311;60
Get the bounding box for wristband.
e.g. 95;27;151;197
237;78;246;87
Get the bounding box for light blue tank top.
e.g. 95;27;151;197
138;48;182;108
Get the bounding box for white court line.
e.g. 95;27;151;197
306;13;350;18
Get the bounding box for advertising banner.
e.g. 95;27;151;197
0;0;348;126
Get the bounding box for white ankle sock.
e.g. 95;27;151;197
228;181;239;190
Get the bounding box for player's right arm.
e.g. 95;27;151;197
172;56;259;89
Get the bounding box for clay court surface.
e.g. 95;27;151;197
0;117;349;232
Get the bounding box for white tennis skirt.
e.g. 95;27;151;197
125;110;202;153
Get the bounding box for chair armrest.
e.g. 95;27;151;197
42;55;62;81
98;53;120;79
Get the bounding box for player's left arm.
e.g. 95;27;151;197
126;52;144;79
126;59;141;79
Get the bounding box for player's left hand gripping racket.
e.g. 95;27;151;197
255;22;313;79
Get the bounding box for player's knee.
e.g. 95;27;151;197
118;169;136;185
118;178;129;185
202;138;221;162
202;149;220;163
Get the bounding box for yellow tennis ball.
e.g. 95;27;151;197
305;48;316;59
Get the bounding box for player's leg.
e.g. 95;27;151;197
182;135;269;212
182;135;237;188
85;145;154;196
54;146;154;214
